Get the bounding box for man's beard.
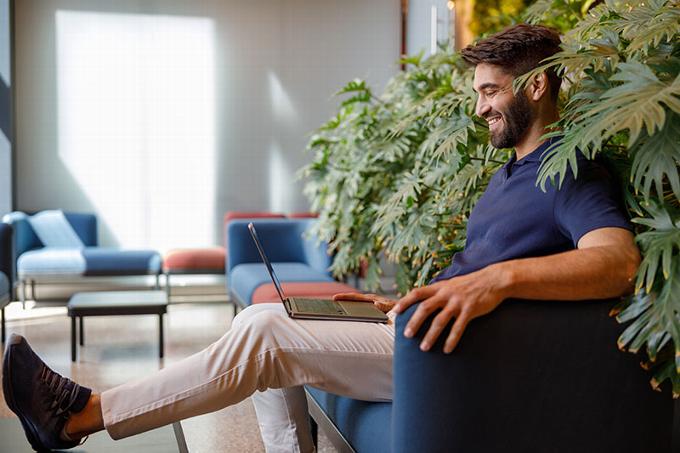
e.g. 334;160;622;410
488;91;533;149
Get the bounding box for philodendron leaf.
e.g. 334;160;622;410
616;292;652;323
632;204;680;291
629;113;680;202
582;62;680;146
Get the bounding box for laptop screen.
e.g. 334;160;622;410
247;223;287;303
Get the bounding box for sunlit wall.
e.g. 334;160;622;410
14;0;400;249
56;11;215;250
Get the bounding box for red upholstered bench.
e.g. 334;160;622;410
164;211;286;299
251;281;357;304
163;247;227;299
164;246;226;275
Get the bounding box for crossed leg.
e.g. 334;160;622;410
96;303;394;449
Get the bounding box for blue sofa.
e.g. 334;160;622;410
3;211;162;302
0;222;12;343
228;218;677;452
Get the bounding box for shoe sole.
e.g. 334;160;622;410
3;334;49;452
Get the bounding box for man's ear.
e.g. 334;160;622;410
527;72;549;102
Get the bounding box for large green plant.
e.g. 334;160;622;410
519;0;680;395
300;51;508;294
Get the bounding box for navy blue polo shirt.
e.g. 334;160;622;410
432;138;632;282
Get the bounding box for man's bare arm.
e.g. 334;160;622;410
393;227;640;354
494;227;640;301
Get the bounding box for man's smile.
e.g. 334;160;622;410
487;114;502;131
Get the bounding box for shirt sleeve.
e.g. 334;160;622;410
553;160;632;246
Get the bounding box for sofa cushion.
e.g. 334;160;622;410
229;262;334;306
164;247;226;273
82;248;162;276
306;387;392;452
27;210;84;248
251;281;357;304
17;249;86;277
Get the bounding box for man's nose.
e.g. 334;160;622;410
475;96;490;118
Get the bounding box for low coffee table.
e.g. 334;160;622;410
67;290;168;362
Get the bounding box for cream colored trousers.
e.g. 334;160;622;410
100;303;395;452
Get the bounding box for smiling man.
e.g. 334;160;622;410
3;24;639;453
351;24;638;355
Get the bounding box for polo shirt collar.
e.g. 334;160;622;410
503;136;561;172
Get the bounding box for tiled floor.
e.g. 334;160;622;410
0;299;336;452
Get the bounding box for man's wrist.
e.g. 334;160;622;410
487;261;516;300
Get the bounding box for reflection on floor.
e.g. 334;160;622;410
0;417;180;453
1;300;336;452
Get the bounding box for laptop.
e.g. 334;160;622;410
248;223;388;323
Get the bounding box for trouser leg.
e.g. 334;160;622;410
101;303;394;440
252;387;315;453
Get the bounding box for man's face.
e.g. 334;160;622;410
473;63;533;149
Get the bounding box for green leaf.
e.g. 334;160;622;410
629;112;680;201
582;62;680;146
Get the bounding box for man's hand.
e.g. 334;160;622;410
333;292;397;314
392;265;508;354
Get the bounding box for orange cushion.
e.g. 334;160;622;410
287;212;318;218
164;247;226;272
251;281;358;304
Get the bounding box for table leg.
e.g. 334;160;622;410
1;307;5;344
159;313;164;359
71;316;76;362
79;316;84;346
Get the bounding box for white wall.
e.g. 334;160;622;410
14;0;400;250
0;0;11;217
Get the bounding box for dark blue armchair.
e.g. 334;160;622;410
393;300;676;452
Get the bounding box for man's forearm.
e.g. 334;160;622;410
490;246;639;302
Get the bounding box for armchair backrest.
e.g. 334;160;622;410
392;299;675;452
0;223;13;291
223;211;287;251
226;218;332;275
2;211;98;272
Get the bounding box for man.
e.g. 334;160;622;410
3;24;639;452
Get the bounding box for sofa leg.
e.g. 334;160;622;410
19;279;25;309
165;273;171;300
29;280;36;303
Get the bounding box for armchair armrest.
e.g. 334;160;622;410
226;219;331;274
392;299;673;453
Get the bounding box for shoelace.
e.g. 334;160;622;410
39;366;82;417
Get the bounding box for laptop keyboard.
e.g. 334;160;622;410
292;298;345;314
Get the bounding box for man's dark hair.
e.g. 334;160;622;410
461;24;562;101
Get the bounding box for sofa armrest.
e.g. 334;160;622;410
2;212;41;263
0;223;13;290
392;299;674;453
227;219;331;274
